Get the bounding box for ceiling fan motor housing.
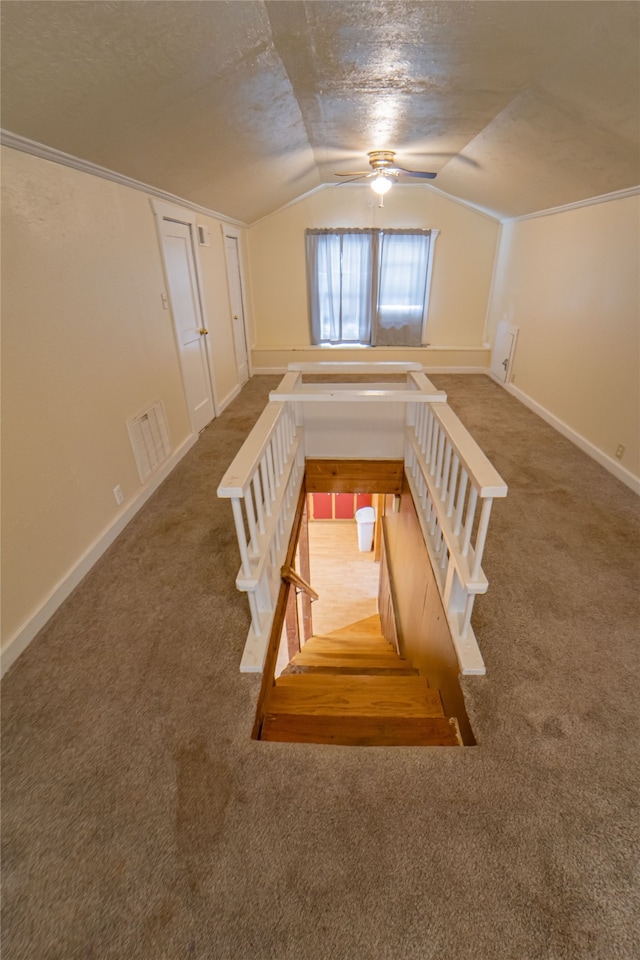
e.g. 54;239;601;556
368;150;396;170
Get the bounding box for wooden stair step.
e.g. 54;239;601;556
322;615;383;635
303;638;396;654
290;652;415;671
260;713;461;747
268;675;445;718
296;644;400;660
282;663;419;676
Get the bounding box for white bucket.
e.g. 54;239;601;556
355;506;376;552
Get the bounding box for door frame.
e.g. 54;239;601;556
151;198;218;426
222;226;253;381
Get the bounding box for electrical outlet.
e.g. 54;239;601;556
615;445;625;460
113;484;124;505
510;373;516;384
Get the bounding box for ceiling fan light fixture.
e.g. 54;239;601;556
371;174;392;195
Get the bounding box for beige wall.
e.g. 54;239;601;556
1;147;242;657
488;194;640;482
246;184;499;366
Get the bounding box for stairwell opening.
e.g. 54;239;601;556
253;462;477;747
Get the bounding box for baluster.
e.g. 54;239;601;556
266;444;277;504
253;471;265;534
429;422;439;476
435;431;446;490
471;498;494;579
429;498;438;537
260;456;272;516
461;486;478;557
414;403;424;447
274;422;284;476
244;483;259;554
284;406;293;447
454;470;468;537
434;524;442;554
440;442;452;503
418;405;428;456
420;473;429;514
440;540;449;570
447;454;460;518
231;498;251;578
425;407;434;461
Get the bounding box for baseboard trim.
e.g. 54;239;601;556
1;433;199;678
495;376;640;495
423;366;489;375
216;382;243;413
252;365;490;376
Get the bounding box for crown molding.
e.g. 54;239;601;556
249;180;502;227
502;185;640;224
0;129;246;228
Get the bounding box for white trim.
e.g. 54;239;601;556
216;381;243;414
419;182;502;222
502;185;640;224
252;343;490;353
248;181;502;227
482;220;504;344
221;225;253;380
493;376;640;496
0;129;245;227
421;229;439;343
252;364;490;376
422;366;489;375
246;184;328;227
150;199;219;422
1;434;199;678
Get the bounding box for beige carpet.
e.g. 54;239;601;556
2;374;639;960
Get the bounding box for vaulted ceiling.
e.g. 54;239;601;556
2;1;639;224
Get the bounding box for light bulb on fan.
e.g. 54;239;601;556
371;174;392;196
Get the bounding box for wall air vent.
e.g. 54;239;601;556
197;225;211;247
127;401;171;483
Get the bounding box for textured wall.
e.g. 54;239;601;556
1;147;239;651
487;194;640;482
247;183;499;360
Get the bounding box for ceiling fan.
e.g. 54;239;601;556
335;150;437;204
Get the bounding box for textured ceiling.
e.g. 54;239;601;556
1;1;639;223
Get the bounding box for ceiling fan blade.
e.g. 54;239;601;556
336;174;371;185
390;167;437;179
335;171;374;177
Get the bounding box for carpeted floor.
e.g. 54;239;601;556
2;374;639;960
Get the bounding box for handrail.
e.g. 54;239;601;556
281;566;319;601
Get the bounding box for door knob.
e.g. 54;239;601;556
200;328;208;335
233;315;238;320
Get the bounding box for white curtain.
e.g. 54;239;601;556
372;230;431;347
307;229;376;344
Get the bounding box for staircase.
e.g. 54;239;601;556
259;616;461;746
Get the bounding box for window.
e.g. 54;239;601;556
306;228;437;346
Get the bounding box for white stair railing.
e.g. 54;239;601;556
217;374;304;672
218;363;507;676
404;389;507;674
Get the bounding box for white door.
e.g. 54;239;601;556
160;219;215;432
224;234;249;386
491;321;519;384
